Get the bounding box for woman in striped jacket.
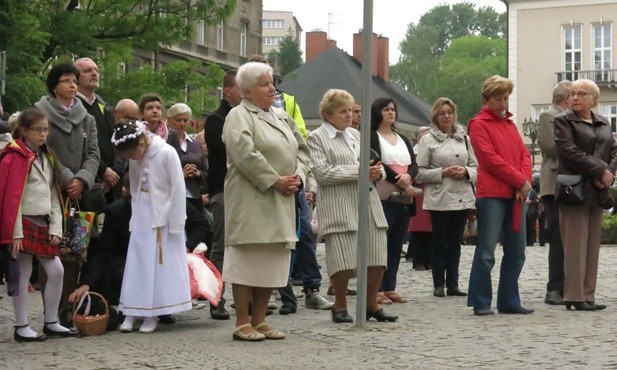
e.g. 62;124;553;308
307;89;397;324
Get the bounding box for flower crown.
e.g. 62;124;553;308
111;120;146;146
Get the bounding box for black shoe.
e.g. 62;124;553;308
210;304;231;320
366;309;398;322
446;287;467;296
266;309;274;316
544;290;564;305
279;305;297;315
497;306;534;315
42;322;79;338
586;301;607;310
14;325;47;343
331;308;353;323
473;307;495;316
433;287;445;297
157;314;176;324
565;301;597;311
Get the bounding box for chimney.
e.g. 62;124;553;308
353;31;389;81
306;31;337;62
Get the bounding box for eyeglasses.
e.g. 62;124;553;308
28;127;49;134
58;78;78;85
438;111;454;117
569;91;590;98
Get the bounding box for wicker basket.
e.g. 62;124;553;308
73;291;109;336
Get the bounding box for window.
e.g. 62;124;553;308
593;23;612;82
532;105;550;120
262;20;284;29
601;103;617;133
240;22;248;57
563;25;582;81
196;20;205;45
216;20;224;50
262;37;283;46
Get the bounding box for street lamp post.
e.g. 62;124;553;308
522;118;538;168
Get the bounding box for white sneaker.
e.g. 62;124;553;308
305;292;334;310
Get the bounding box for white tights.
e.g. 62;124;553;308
12;253;64;328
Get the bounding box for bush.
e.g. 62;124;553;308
601;214;617;244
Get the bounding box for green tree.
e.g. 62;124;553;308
390;2;505;101
432;36;506;124
98;59;224;120
0;0;236;114
268;30;303;76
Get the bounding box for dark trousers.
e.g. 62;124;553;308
278;250;299;309
526;211;538;246
410;231;432;268
86;257;125;306
544;196;564;294
429;210;468;289
538;212;546;246
209;193;226;307
380;201;411;292
185;198;212;252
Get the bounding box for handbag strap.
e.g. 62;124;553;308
463;135;476;195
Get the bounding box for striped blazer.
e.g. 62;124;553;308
307;124;388;237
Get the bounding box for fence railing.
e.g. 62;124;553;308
556;69;617;87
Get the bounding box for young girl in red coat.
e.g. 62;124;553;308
0;108;78;342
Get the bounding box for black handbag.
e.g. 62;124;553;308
555;174;584;206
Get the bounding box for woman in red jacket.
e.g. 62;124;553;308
466;75;534;316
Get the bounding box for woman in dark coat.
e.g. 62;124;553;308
554;78;617;311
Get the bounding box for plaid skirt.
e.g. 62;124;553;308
21;217;58;259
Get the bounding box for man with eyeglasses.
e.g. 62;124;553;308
537;80;572;306
74;57;125;203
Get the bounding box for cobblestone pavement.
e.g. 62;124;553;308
2;243;617;369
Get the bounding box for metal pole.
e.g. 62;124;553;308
355;0;373;328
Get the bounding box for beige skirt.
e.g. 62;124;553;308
223;243;291;288
323;217;387;277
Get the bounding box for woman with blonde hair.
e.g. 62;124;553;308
166;103;209;251
555;79;617;311
308;89;397;323
416;97;477;298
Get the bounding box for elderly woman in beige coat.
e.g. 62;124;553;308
416;97;477;298
222;62;310;341
308;89;397;324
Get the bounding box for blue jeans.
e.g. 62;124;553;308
380;201;411;292
467;198;526;310
294;189;322;290
279;190;322;308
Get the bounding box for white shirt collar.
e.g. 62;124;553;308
323;122;351;140
76;91;97;106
